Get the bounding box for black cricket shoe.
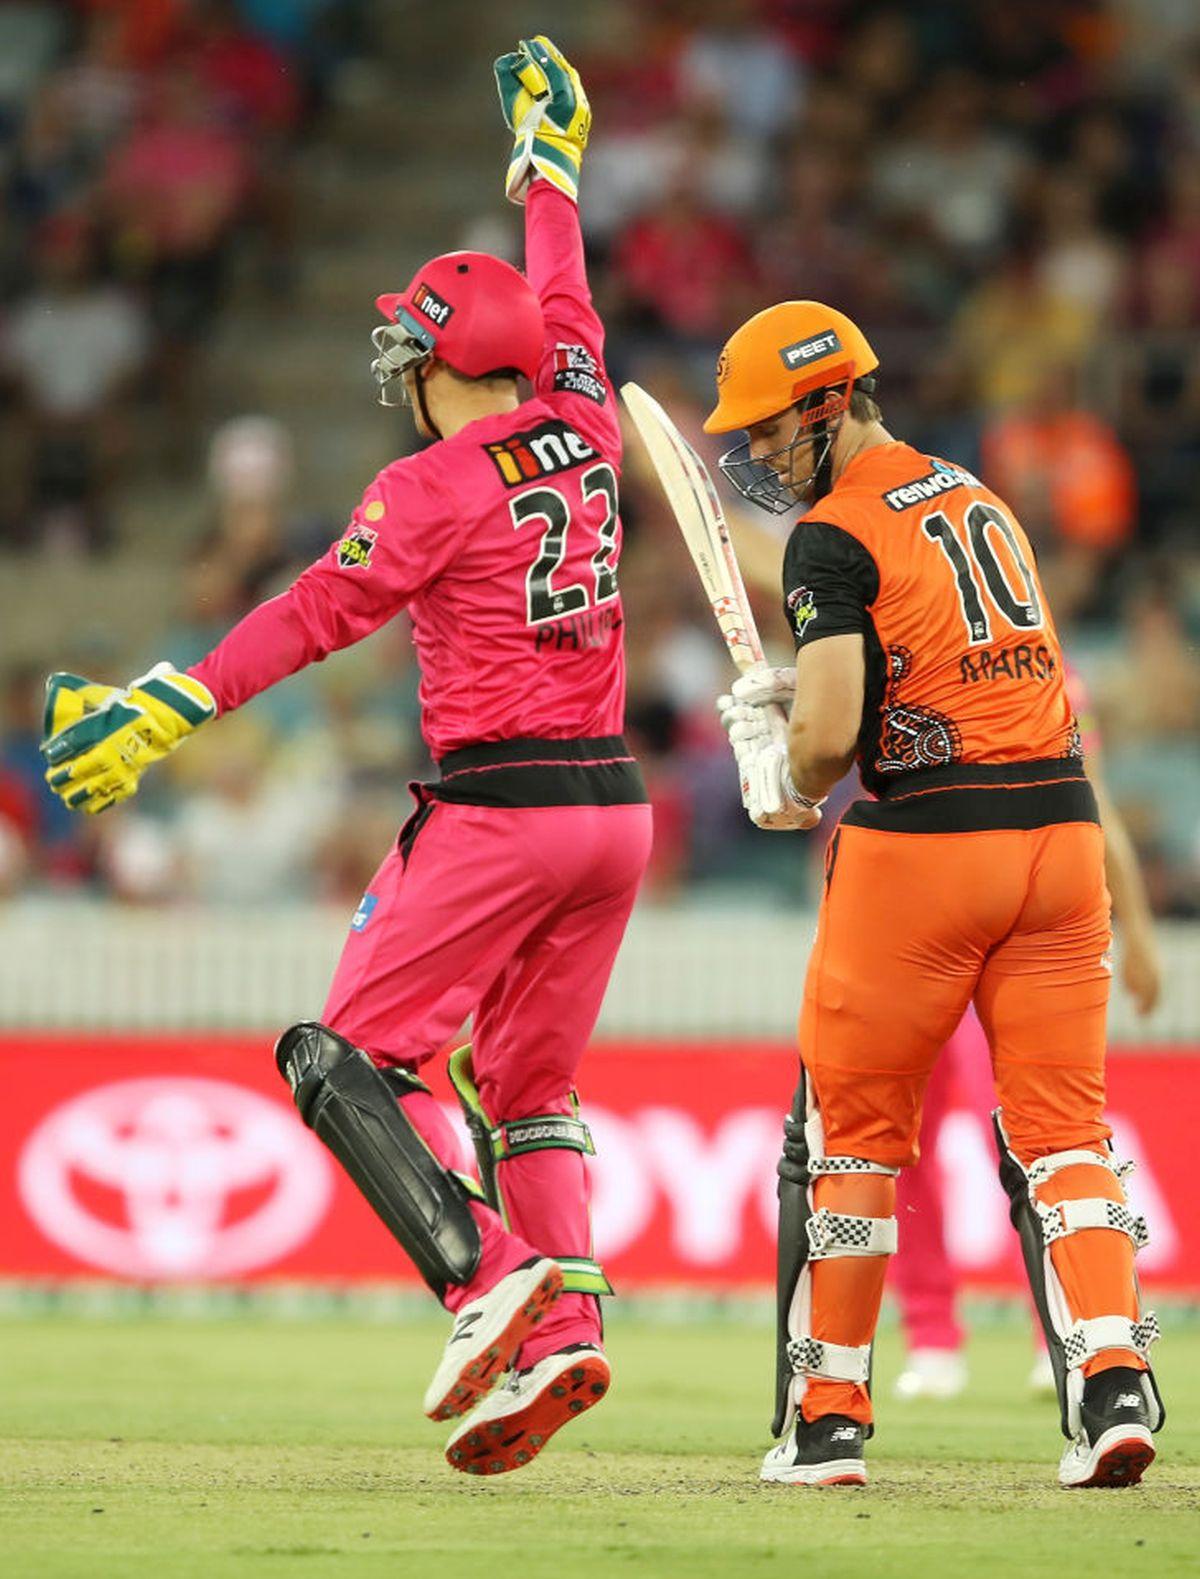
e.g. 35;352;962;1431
760;1412;867;1486
1059;1366;1156;1488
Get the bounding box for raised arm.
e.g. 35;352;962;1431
495;36;617;450
43;461;460;811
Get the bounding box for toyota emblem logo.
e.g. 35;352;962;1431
18;1077;334;1279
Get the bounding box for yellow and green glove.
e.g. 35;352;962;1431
494;35;591;205
42;662;216;814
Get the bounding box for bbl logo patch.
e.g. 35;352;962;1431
337;524;377;570
552;342;606;404
778;329;842;370
350;893;378;932
411;281;454;328
787;585;817;639
485;418;597;487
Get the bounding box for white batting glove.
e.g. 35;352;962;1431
716;700;823;832
731;660;796;708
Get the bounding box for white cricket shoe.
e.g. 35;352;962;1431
422;1256;563;1422
893;1348;967;1401
445;1342;610;1475
761;1413;867;1487
1058;1366;1156;1489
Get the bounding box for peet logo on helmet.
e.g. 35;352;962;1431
778;329;842;370
485;418;597;486
411;281;454;328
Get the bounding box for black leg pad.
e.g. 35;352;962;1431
772;1069;812;1438
993;1110;1072;1435
276;1021;481;1297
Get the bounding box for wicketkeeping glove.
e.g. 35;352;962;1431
42;662;216;814
494;34;591;205
716;697;824;832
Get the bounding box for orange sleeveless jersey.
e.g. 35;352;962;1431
781;441;1080;798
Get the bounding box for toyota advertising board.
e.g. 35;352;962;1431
1;1034;1196;1292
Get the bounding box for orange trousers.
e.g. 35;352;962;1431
796;820;1141;1423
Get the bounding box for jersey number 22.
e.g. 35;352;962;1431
509;463;619;625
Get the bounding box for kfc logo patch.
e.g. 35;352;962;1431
411;281;454;328
552;342;606;404
779;329;842;370
337;524;377;569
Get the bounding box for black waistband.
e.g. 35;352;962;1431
433;735;647;809
845;757;1097;833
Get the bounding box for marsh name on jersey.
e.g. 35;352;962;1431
960;642;1059;686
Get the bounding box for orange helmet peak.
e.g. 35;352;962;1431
704;302;878;434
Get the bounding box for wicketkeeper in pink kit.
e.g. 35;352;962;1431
41;38;651;1476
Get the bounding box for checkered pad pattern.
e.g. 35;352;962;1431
808;1155;899;1177
805;1207;896;1259
786;1335;872;1384
1062;1311;1161;1369
1026;1148;1134;1189
1037;1196;1149;1249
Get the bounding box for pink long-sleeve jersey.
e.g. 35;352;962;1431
190;184;626;763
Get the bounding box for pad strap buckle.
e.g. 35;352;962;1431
557;1255;613;1296
490;1112;595;1161
1027;1148;1134;1189
806;1207;898;1260
787;1335;872;1385
1037;1197;1149;1250
1062;1312;1161;1371
808;1155;900;1178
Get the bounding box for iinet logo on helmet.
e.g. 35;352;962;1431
411;281;454;327
779;328;842;369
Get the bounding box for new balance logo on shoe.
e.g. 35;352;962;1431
449;1311;483;1343
1114;1393;1143;1410
830;1427;858;1443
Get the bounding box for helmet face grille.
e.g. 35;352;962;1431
717;378;851;515
370;309;436;408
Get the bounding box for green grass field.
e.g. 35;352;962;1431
2;1307;1197;1578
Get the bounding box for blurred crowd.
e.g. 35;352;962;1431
2;0;1199;917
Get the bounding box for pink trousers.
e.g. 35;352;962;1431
323;795;652;1362
891;1008;995;1352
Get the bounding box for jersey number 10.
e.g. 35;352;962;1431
922;501;1043;645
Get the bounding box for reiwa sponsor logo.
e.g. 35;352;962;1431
883;463;981;512
18;1078;334;1279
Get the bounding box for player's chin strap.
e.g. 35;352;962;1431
772;1069;898;1440
993;1111;1165;1441
448;1045;613;1297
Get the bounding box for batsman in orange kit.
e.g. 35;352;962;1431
706;303;1165;1489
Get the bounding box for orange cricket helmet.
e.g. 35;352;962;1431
704;301;878;434
705;302;879;513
